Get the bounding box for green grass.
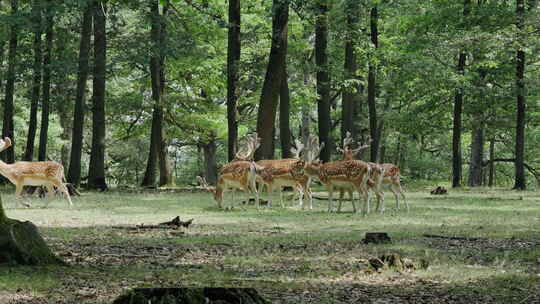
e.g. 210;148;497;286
1;187;539;303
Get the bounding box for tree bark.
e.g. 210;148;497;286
452;0;470;188
142;0;163;187
24;0;43;162
341;0;361;146
254;0;289;160
67;0;93;186
88;0;108;190
227;0;241;162
202;138;218;185
2;0;18;164
468;118;484;186
315;0;331;163
488;138;495;187
367;6;379;163
279;52;291;159
513;0;526;190
158;2;172;187
38;0;54;162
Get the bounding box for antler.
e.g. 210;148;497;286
0;137;12;153
234;133;261;161
337;131;354;154
351;135;372;154
306;135;325;162
290;139;304;159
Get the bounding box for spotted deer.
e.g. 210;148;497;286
0;137;73;207
198;133;261;209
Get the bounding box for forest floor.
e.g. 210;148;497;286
0;185;539;303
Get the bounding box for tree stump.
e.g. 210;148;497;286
430;186;447;195
363;232;391;244
0;218;64;265
113;288;269;304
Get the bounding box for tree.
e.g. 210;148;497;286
67;0;93;187
23;0;43;161
315;0;331;162
513;0;526;190
279;65;292;159
341;0;361;145
452;0;470;188
227;0;241;162
38;0;55;161
142;0;165;187
367;5;379;163
2;0;18;164
254;0;289;160
88;0;107;190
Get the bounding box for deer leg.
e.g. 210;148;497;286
327;185;334;213
375;188;385;214
360;185;369;215
390;184;401;210
15;184;31;208
349;189;357;213
54;182;73;207
337;189;344;213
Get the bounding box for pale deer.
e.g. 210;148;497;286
0;137;73;207
199;133;261;209
338;132;408;212
305;158;371;214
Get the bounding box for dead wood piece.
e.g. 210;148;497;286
430;186;448;195
363;232;392;244
423;234;481;241
113;288;269;304
159;216;194;228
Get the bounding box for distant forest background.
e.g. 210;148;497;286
0;0;538;189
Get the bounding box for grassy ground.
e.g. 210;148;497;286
0;186;539;303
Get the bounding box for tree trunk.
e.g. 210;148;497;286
341;0;361;145
315;0;331;163
2;0;18;164
88;0;107;190
452;0;471;188
24;0;43;162
158;2;172;187
488;138;495;187
367;6;379;163
227;0;241;162
514;0;526;190
142;0;163;187
67;0;92;186
279;53;291;159
202;139;218;185
0;194;63;265
38;0;54;162
254;0;288;160
468;118;484;186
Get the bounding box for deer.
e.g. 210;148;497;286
338;131;408;212
198;133;261;209
0;137;73;207
255;138;320;209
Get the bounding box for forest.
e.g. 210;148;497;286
0;0;539;303
0;0;539;190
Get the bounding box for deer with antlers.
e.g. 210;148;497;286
338;132;408;212
255;137;321;209
198;133;261;209
0;137;73;207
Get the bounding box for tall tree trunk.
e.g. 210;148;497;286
67;0;92;186
452;0;470;188
254;0;288;160
158;2;172;186
38;0;54;162
24;0;43;161
341;0;360;145
2;0;18;164
279;53;291;159
142;0;163;187
514;0;526;190
202;138;218;185
468;118;484;186
315;0;331;162
367;6;379;163
227;0;241;162
488;138;495;187
88;0;107;190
